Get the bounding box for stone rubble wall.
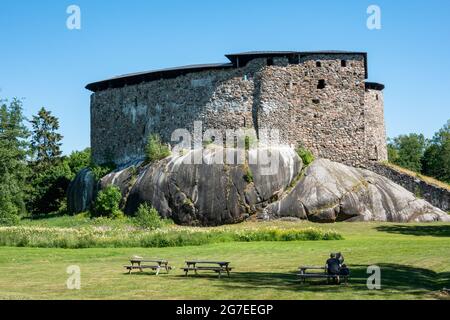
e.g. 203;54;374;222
365;89;388;161
257;54;368;166
368;162;450;212
91;54;386;168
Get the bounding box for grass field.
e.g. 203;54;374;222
0;221;449;300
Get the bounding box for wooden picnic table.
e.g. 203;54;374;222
124;259;172;275
183;261;233;278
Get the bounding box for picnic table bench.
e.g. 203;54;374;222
182;261;233;278
124;259;172;275
298;265;349;285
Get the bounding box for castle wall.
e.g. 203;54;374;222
257;54;367;166
91;60;264;165
364;89;388;161
91;54;385;167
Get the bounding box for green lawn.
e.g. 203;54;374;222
0;222;449;300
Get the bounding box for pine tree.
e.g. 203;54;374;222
30;107;63;168
0;98;30;224
28;107;68;215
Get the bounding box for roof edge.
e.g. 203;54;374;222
365;82;385;91
86;51;370;92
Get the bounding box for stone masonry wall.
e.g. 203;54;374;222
365;89;388;161
368;163;450;211
91;54;385;168
257;54;367;166
91;59;265;165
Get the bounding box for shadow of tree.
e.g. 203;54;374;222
184;264;450;298
376;225;450;237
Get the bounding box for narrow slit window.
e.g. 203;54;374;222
376;94;379;101
317;79;326;89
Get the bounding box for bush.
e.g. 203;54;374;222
93;185;123;218
27;161;73;215
90;162;116;181
296;146;315;166
145;134;171;163
244;167;254;183
134;203;164;230
245;135;258;151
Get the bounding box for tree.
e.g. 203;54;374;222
30;107;63;168
28;107;66;215
64;148;91;180
422;120;450;183
388;134;426;172
0;98;30;224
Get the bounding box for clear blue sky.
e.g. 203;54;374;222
0;0;449;154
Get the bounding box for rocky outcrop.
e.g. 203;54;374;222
266;159;449;223
91;148;448;226
104;146;302;226
67;168;96;214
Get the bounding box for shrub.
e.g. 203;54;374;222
145;134;171;163
134;203;164;230
27;161;73;215
245;135;258;151
93;185;123;218
296;146;315;166
244;168;254;183
90;162;116;181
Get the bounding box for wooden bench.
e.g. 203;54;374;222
124;259;172;275
183;261;233;278
298;266;349;285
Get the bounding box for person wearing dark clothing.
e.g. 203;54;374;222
336;252;344;265
339;264;350;276
326;253;341;275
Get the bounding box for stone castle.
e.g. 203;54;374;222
86;51;387;167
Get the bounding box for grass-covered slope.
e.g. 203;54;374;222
0;221;449;300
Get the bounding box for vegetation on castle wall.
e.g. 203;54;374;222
296;145;315;167
145;134;171;164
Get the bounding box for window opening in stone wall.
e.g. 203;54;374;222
341;60;347;67
316;61;322;67
312;99;320;104
376;94;379;101
267;58;274;66
288;56;299;64
317;79;326;89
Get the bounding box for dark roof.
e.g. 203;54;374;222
365;82;385;91
86;51;369;92
86;63;233;92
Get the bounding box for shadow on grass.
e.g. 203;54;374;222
169;264;450;298
376;225;450;237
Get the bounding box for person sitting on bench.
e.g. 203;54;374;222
326;253;341;276
336;252;344;265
